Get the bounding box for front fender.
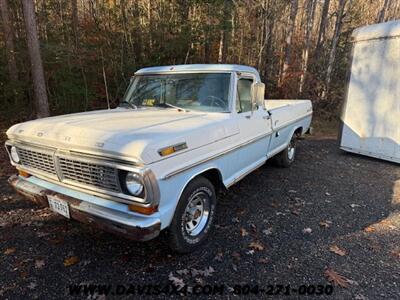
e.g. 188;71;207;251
156;163;225;229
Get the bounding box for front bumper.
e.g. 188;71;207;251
8;175;161;241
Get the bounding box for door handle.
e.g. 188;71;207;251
263;115;271;120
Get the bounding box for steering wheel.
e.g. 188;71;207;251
202;95;226;109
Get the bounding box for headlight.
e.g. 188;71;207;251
10;146;20;163
125;172;144;196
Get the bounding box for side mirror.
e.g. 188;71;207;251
251;82;265;110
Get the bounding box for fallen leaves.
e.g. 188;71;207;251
329;245;347;256
236;208;246;216
258;258;268;264
240;228;249;237
169;266;215;291
324;268;351;288
175;266;215;277
290;208;301;216
35;259;45;269
214;251;223;262
270;201;280;209
232;252;241;260
231;217;239;223
375;219;396;230
48;236;64;245
248;241;264;251
4;248;16;255
191;266;215;277
36;231;50;238
168;272;185;290
363;218;397;233
364;225;375;233
63;256;79;267
262;227;273;235
319;220;332;228
390;250;400;259
27;282;37;290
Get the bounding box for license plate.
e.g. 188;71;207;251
48;196;70;219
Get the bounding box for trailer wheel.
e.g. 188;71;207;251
274;134;297;168
166;176;216;253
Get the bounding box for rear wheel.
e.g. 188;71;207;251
274;133;298;167
166;176;216;253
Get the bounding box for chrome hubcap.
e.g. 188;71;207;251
184;192;210;236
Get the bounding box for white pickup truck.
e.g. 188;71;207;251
5;64;312;252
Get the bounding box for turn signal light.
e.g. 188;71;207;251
159;146;175;157
158;142;188;157
18;170;30;178
128;204;158;215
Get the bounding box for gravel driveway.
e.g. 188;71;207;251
1;136;399;299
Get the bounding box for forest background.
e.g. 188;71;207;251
1;0;399;128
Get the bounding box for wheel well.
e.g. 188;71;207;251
197;168;224;193
294;127;303;136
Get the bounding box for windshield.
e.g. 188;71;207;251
121;73;231;112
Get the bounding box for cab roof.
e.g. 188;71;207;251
352;20;400;42
135;64;259;75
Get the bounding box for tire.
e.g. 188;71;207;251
274;133;297;168
167;176;216;253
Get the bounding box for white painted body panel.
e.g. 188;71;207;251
340;21;400;163
266;100;313;157
6;64;312;232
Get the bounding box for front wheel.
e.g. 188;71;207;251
274;134;297;168
166;176;216;253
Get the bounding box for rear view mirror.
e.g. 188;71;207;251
252;82;265;109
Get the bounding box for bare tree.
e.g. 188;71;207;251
377;0;391;23
0;0;18;82
72;0;79;48
315;0;330;55
22;0;50;118
322;0;347;100
279;0;298;87
299;0;316;94
218;0;231;63
257;0;271;71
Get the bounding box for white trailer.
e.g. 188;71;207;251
339;20;400;163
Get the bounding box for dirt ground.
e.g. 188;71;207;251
1;136;399;299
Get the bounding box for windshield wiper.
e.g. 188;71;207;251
158;103;189;112
119;101;138;109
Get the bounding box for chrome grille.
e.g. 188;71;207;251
14;146;121;193
17;147;57;175
58;157;120;192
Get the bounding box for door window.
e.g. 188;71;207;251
236;78;253;113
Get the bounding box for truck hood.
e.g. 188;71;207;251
7;108;239;164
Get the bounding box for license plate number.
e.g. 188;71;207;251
48;196;70;219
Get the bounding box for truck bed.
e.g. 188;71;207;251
265;99;311;111
265;99;312;130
